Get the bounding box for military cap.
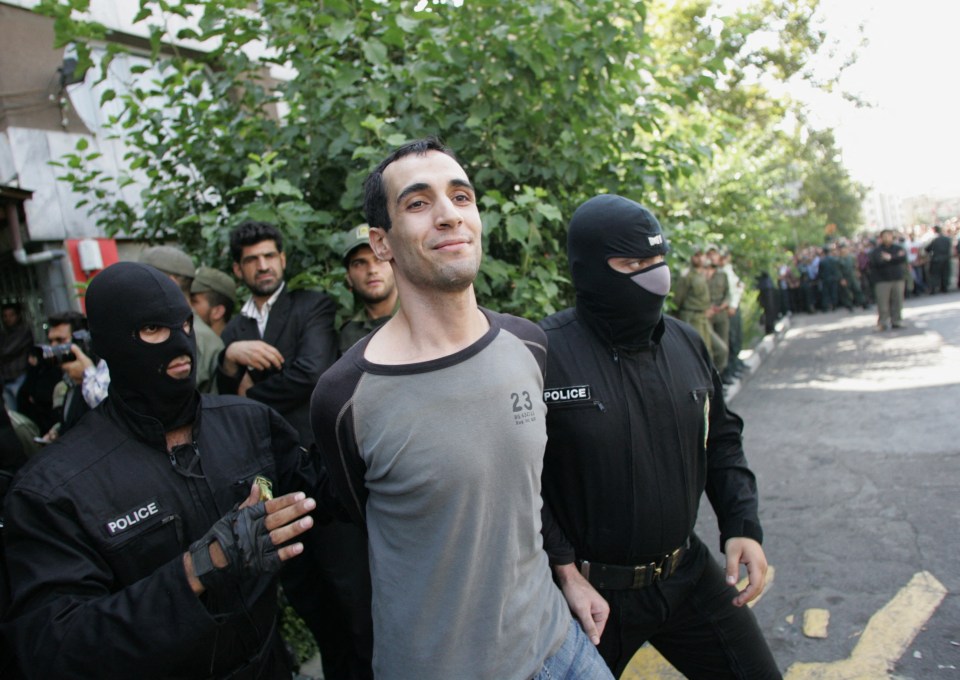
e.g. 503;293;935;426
190;266;237;304
140;245;195;279
340;224;372;261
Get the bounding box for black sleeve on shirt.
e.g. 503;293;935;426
310;342;370;528
701;353;763;552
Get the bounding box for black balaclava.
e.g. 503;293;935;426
86;261;198;430
568;194;671;349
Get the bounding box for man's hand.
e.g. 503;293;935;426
62;344;94;385
222;340;284;377
238;372;255;397
724;537;768;607
553;563;609;645
184;484;315;596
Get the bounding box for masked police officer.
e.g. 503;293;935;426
2;262;321;678
540;195;781;679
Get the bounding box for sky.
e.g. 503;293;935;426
791;0;960;197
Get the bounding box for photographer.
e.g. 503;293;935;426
27;312;98;443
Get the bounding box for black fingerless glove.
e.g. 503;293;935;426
189;502;282;593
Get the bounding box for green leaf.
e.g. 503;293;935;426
361;39;387;66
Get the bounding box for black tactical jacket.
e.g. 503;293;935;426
2;393;318;679
539;309;762;566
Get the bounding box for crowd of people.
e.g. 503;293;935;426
773;222;959;330
0;138;873;680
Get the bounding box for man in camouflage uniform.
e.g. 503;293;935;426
673;247;728;374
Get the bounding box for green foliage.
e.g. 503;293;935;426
279;601;319;667
39;0;864;323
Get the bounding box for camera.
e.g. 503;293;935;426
32;330;93;367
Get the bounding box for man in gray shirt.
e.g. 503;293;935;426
311;138;612;679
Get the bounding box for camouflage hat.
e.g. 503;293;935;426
190;266;237;304
140;245;195;279
340;224;372;261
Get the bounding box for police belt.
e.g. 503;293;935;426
578;542;687;590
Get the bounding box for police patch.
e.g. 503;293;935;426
103;498;163;537
543;385;592;404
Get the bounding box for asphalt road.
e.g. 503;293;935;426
679;292;960;679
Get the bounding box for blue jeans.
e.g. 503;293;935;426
532;619;614;680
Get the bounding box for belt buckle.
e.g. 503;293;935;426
632;561;658;588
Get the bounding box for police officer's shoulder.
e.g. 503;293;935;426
200;392;272;414
7;411;124;497
537;307;577;333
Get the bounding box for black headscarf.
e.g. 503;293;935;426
568;194;670;349
86;262;198;431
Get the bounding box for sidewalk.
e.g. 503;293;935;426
724;314;792;403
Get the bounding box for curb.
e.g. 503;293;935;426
724;315;792;402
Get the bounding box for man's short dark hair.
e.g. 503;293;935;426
199;290;234;323
2;302;22;314
362;137;459;232
229;221;284;263
47;311;86;333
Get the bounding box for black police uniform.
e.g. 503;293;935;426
2;262;325;679
1;393;316;679
540;194;780;679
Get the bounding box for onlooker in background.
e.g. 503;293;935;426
857;237;875;307
720;247;747;382
818;243;841;312
32;311;96;442
836;241;863;311
1;302;33;413
870;229;907;331
799;247;821;313
189;266;237;336
338;224;399;354
705;245;731;380
900;234;920;298
218;221;371;680
674;247;729;375
924;225;952;294
777;255;802;315
140;246;223;393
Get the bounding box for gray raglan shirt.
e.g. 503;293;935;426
311;309;569;679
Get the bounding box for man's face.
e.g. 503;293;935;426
346;245;396;305
2;308;19;329
190;292;213;326
880;231;894;246
372;151;482;293
47;323;72;346
139;319;194;380
233;239;286;298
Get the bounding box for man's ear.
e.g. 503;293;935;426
369;227;392;262
210;304;226;323
232;262;243;280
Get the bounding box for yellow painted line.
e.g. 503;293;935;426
619;566;776;679
802;608;830;639
786;570;947;680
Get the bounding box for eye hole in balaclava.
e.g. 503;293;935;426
568;194;671;349
86;261;198;430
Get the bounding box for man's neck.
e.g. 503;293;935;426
364;291;399;321
165;423;192;451
364;285;487;365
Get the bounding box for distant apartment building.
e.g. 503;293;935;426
0;0;244;329
860;190;906;233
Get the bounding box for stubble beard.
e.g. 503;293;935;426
246;273;283;298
